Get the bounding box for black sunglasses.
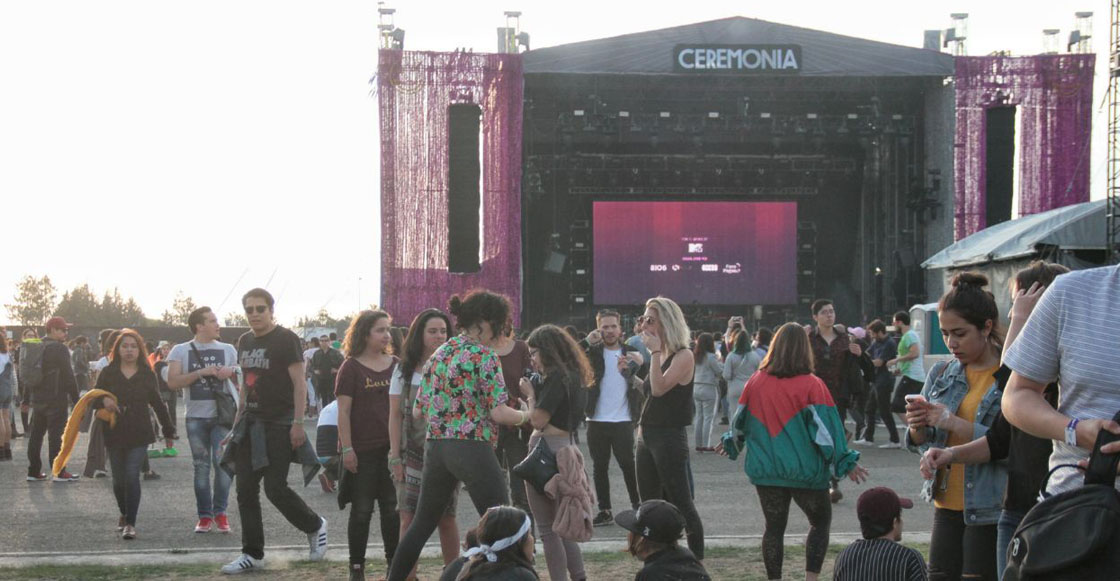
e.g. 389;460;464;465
244;305;268;314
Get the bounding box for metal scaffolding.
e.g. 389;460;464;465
1110;0;1120;262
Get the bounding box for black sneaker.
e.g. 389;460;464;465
348;563;365;581
592;510;613;527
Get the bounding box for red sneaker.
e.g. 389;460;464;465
54;471;80;482
318;473;335;493
194;517;213;533
215;513;231;533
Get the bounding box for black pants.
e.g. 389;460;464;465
108;445;147;526
928;508;997;580
387;439;510;581
756;486;832;578
830;400;849;490
586;421;640;512
235;423;322;560
27;405;67;477
863;374;900;443
635;426;704;559
347;449;400;566
891;376;924;414
495;426;533;522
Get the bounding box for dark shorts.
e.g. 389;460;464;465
891;376;924;413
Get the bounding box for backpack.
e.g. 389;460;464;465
1003;410;1120;581
18;339;47;391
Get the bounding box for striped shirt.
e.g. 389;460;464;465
832;538;927;581
1002;264;1120;495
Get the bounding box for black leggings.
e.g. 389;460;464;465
928;508;997;581
636;426;704;559
756;485;832;579
387;439;509;581
346;449;400;566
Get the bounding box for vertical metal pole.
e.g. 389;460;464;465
1109;0;1120;263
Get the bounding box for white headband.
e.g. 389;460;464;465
462;515;532;563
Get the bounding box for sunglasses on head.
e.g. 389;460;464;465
244;305;268;314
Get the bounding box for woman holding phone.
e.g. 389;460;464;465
904;272;1007;581
635;296;704;560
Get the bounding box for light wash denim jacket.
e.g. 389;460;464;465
905;359;1007;526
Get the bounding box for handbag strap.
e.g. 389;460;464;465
188;342;219;390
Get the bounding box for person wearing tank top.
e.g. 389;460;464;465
634;297;705;561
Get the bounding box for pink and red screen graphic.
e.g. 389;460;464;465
592;201;797;305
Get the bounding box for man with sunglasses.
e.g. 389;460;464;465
21;316;80;482
221;288;327;574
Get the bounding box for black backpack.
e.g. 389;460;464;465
1003;411;1120;581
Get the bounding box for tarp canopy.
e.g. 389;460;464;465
922;200;1107;270
523;17;954;77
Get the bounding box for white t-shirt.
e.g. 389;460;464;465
589;347;630;423
1003;264;1120;494
389;368;422;397
166;340;239;419
93;356;110;373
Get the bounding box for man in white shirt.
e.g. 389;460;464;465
302;337;319;418
582;310;644;526
167;306;239;534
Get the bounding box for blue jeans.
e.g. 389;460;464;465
996;508;1025;580
109;446;148;526
186;417;232;518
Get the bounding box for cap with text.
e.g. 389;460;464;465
614;499;686;544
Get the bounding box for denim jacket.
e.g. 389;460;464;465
905;359;1006;525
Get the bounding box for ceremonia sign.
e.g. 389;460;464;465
673;44;802;73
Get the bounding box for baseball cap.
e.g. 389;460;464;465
849;326;867;340
614;499;686;544
45;316;74;331
857;487;913;532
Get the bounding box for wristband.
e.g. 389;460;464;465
341;446;353;455
388;457;403;466
1065;418;1080;446
650;351;662;356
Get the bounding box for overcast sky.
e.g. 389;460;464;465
0;0;1106;326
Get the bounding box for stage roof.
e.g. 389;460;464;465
923;200;1108;269
523;17;954;77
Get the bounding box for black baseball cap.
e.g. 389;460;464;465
614;500;686;544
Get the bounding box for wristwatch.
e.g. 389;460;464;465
1065;418;1080;446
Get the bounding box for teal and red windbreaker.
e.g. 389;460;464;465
721;370;859;490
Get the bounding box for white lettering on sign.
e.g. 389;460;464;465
676;45;801;72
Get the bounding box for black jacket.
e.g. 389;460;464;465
21;337;78;408
581;340;642;422
635;546;711;581
93;364;176;449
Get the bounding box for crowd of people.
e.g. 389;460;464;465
2;259;1119;580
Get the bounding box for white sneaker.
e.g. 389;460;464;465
307;516;328;561
878;441;904;449
221;553;262;575
851;438;872;446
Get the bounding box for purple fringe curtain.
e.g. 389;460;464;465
953;54;1094;240
378;50;524;325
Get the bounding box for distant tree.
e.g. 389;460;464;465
53;284;149;327
5;275;58;325
160;291;198;326
223;312;249;327
296;308;352;329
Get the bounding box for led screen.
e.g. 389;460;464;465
592;201;797;304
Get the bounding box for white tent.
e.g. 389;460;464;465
922;200;1109;320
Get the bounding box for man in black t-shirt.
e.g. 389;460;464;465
220;288;327;575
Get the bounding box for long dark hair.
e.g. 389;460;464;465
526;324;594;388
459;506;538;580
733;330;751;355
399;309;452;379
939;272;1004;349
692;332;715;364
341;310;391;358
760;323;814;378
108;329;153;372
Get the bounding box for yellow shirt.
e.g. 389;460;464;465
935;364;998;511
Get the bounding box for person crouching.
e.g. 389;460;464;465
614;500;710;581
